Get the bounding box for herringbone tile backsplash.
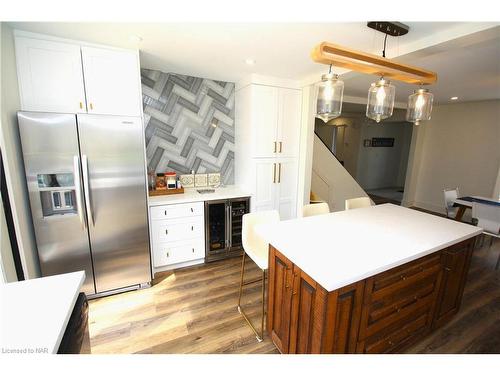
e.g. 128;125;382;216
141;69;235;185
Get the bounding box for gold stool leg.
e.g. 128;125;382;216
237;251;246;308
237;251;265;342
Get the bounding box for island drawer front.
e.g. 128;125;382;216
362;311;430;354
153;238;205;267
150;202;204;221
152;216;204;243
365;253;442;303
359;283;436;340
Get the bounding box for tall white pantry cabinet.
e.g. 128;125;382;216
235;82;302;220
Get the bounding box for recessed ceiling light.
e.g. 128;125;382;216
129;35;143;43
450;96;458;100
244;58;256;65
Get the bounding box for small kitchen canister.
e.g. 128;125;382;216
155;173;167;190
165;172;177;189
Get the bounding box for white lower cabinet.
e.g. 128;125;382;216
150;202;205;269
252;158;298;220
153;238;205;268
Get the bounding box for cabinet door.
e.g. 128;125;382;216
433;239;473;329
277;88;302;158
251;85;279;158
275;158;299;220
289;266;323;354
267;246;294;353
81;46;142;116
15;36;86;113
253;159;278;212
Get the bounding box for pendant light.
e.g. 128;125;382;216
316;64;344;122
366;77;395;123
406;88;434;125
365;34;395;123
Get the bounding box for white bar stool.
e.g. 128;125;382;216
237;210;280;342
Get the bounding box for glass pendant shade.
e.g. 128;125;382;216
406;88;434;125
316;73;344;122
366;78;396;123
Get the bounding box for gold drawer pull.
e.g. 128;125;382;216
279;141;282;153
90;103;94;110
274;141;277;153
400;275;407;280
79;101;83;109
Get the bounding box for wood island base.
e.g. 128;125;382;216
267;237;476;354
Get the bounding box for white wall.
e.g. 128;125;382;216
311;134;371;212
404;100;500;213
0;23;40;278
355;122;413;190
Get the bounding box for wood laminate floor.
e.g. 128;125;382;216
88;239;500;354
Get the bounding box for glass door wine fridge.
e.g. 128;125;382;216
205;197;250;262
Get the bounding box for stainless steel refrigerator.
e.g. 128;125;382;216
18;112;151;296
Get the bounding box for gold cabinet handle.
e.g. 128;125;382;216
279;141;282;153
277;163;281;183
273;163;276;183
89;103;94;110
274;141;277;153
79;101;83;109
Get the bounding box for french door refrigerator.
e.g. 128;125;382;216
18;112;151;296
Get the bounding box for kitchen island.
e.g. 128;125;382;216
257;204;482;353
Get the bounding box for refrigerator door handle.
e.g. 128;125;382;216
73;155;86;230
81;155;94;226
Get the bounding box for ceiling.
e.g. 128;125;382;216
8;22;500;104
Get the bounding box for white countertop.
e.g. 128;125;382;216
148;185;251;206
0;271;85;354
256;204;482;292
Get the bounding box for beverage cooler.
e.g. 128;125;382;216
204;197;250;262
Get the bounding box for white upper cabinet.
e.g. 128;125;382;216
15;33;142;117
81;46;142;117
277;88;302;159
251;85;279;158
249;85;301;159
15;37;87;113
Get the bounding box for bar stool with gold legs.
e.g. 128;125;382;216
237;210;280;342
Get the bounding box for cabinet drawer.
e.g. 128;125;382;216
150;202;204;221
363;312;429;354
153;238;205;267
366;253;441;303
152;216;204;243
360;282;436;339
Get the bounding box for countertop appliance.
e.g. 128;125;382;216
205;197;250;262
18;112;151;297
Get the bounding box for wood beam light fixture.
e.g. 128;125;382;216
313;22;437;125
311;42;437;85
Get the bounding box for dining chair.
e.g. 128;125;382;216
472;202;500;270
345;197;372;210
237;210;280;342
303;202;330;217
443;187;460;218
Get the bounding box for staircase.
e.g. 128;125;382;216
312;132;372;212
